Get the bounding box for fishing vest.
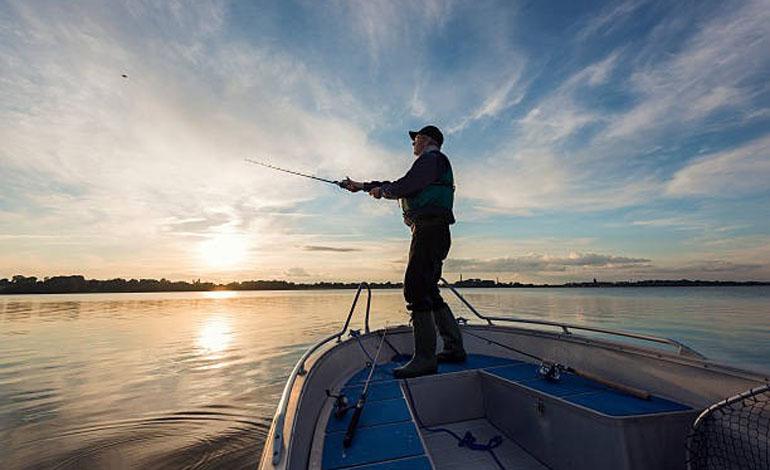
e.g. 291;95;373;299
400;150;454;218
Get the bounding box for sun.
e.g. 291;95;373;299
198;233;249;269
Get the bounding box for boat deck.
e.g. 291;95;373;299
423;418;547;470
321;354;691;469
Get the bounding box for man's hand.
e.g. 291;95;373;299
340;177;363;192
369;187;383;199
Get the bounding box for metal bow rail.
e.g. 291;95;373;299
439;278;705;358
270;282;371;465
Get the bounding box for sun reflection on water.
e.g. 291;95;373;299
197;317;232;353
202;290;237;299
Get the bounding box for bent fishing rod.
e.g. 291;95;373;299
244;158;348;188
344;330;388;448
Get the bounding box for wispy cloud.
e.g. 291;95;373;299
446;252;651;273
602;0;770;141
447;73;524;134
285;267;310;277
666;135;770;197
576;0;645;41
303;245;361;253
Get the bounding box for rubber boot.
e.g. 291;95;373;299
393;311;437;379
433;304;467;363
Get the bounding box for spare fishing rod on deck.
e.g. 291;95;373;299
344;330;388;448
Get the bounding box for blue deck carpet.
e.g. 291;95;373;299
323;421;425;470
326;397;412;433
347;456;433;470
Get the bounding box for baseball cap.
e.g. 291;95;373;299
408;125;444;147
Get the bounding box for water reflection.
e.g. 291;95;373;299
197;317;233;354
201;290;237;300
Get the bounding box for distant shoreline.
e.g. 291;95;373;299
1;275;768;295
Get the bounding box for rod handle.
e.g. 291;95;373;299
343;403;364;447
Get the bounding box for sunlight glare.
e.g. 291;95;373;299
197;317;232;353
198;233;249;270
202;290;237;299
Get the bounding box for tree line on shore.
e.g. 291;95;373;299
0;275;402;294
1;275;767;295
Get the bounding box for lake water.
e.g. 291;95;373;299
1;287;769;469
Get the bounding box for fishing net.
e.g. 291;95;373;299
686;384;770;470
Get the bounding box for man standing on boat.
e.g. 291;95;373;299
341;125;466;378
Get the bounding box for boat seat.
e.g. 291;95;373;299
485;363;691;416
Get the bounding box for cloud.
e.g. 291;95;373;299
303;245;361;253
0;0;405;278
458;50;662;214
459;0;769;216
446;252;651;273
341;0;451;65
670;260;763;273
447;73;524;134
666;135;770;197
602;0;770;141
576;0;645;41
285;267;310;277
1;1;769;284
633;260;768;279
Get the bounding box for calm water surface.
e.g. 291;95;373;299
1;287;769;469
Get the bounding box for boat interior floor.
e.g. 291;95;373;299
422;418;547;470
320;354;695;470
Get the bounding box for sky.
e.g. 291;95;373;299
1;0;769;284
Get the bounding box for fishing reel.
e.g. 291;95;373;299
538;362;562;382
326;389;352;419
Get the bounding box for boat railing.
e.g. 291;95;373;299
439;278;705;358
270;282;371;466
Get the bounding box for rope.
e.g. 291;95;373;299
402;380;507;470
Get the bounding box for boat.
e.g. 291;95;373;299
259;281;769;470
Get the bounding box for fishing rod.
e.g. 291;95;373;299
244;158;346;187
344;330;388;448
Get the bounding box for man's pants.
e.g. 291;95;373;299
404;222;451;312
